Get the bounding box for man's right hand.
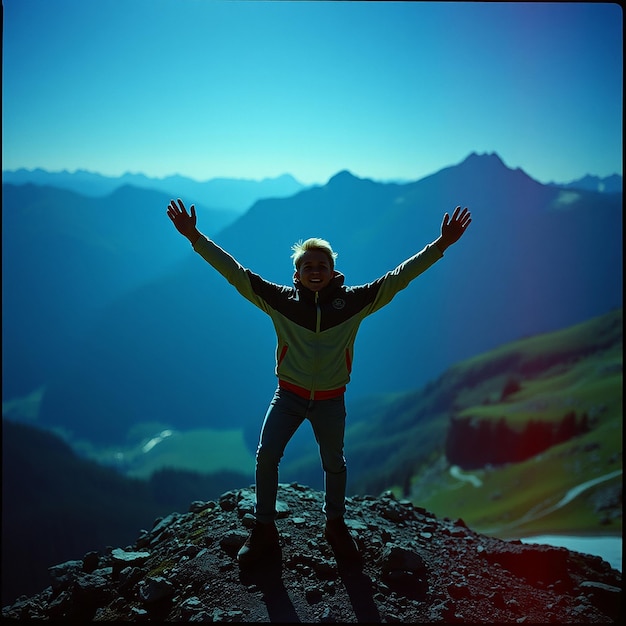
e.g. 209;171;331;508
167;198;200;244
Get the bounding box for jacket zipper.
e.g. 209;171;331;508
315;291;322;333
310;291;322;400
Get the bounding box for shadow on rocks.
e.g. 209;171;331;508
144;598;174;622
335;551;381;623
238;547;301;623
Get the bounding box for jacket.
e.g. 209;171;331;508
193;235;443;399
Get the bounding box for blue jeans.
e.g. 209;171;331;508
254;387;347;523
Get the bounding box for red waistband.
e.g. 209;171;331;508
279;380;345;400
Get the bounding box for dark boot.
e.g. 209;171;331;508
325;516;360;560
237;521;280;565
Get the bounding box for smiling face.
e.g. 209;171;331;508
295;249;334;292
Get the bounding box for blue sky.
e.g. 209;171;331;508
2;0;622;185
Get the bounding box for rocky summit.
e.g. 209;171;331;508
2;483;621;623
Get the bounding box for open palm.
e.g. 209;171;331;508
441;206;471;247
167;199;197;240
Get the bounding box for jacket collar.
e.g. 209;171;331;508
295;271;345;303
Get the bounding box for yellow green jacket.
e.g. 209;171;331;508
193;236;443;399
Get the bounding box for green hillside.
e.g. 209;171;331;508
321;308;622;539
409;310;622;538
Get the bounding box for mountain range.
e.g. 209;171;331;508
2;152;622;453
3;165;620;203
1;183;237;397
2;154;622;609
1;169;306;213
547;173;622;194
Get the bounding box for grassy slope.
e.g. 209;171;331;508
396;309;623;538
3;390;256;480
76;428;256;479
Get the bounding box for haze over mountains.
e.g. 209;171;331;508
1;169;306;214
4;163;620;203
2;153;622;452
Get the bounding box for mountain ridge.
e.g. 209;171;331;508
1;182;235;396
3;153;621;196
1;168;307;213
549;173;622;194
3;153;622;449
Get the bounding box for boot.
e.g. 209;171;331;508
237;521;280;565
325;516;360;560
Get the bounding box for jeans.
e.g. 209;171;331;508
254;387;347;523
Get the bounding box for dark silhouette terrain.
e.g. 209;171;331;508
2;483;621;622
1;420;248;606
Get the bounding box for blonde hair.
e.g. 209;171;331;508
291;237;338;270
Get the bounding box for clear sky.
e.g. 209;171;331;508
2;0;622;185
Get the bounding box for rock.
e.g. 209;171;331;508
241;513;256;528
48;560;83;592
46;590;72;618
305;586;324;604
111;547;150;564
189;500;214;513
138;576;175;604
73;570;115;607
236;496;256;517
579;580;622;620
320;605;337;622
179;595;204;618
82;550;100;573
213;608;245;621
118;566;144;596
1;483;621;623
311;558;336;579
381;544;428;576
151;513;173;531
129;605;149;619
218;491;238;511
447;582;472;600
219;530;248;557
275;499;291;517
380;543;429;595
478;540;571;583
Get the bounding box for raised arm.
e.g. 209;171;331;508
167;198;202;245
434;206;472;253
166;197;279;313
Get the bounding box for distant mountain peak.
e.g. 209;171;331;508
462;151;507;168
452;151;540;184
327;169;359;185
